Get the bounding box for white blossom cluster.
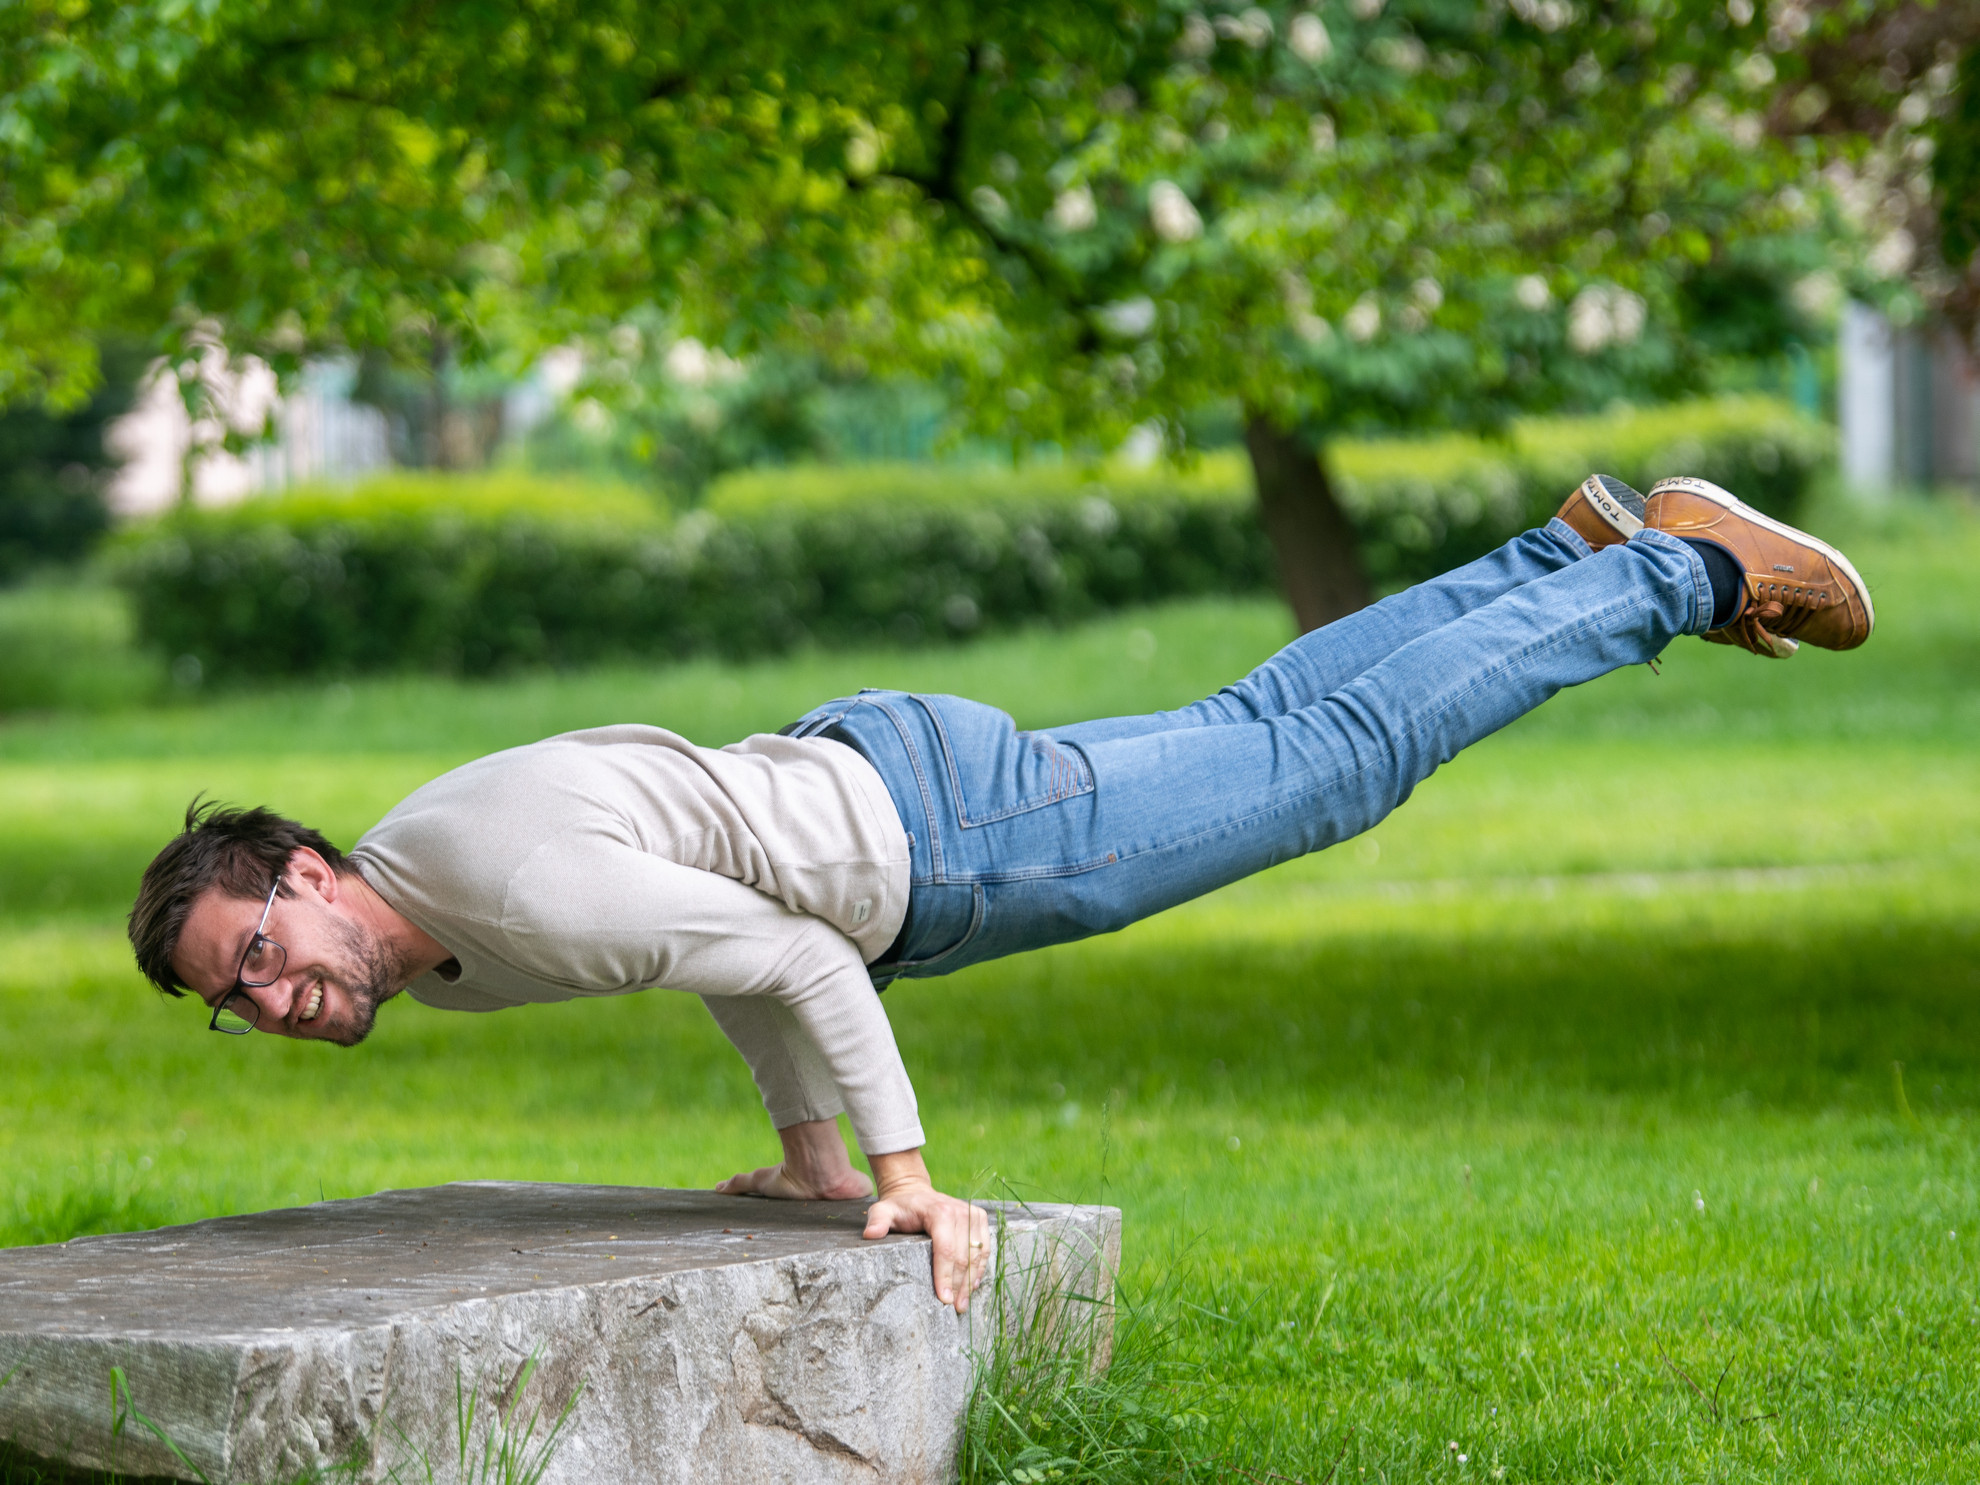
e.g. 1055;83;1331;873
1147;180;1204;243
1566;285;1647;354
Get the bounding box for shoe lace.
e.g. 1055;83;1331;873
1713;575;1836;657
1714;599;1792;658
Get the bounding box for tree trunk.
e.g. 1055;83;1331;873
1243;414;1373;632
427;334;453;470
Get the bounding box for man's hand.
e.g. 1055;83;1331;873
715;1117;875;1201
863;1148;990;1314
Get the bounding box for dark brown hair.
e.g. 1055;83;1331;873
128;797;351;997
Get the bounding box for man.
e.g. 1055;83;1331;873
128;475;1872;1312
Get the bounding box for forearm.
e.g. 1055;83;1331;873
701;993;846;1128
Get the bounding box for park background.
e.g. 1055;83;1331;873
3;3;1980;1481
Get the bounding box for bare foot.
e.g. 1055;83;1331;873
715;1161;874;1201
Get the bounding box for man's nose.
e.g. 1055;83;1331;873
244;973;302;1030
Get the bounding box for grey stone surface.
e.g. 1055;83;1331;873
0;1182;1120;1484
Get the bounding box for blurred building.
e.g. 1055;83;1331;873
105;351;580;515
1839;302;1980;492
107;357;391;515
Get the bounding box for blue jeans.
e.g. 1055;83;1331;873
785;521;1714;984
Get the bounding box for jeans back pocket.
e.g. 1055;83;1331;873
912;693;1094;827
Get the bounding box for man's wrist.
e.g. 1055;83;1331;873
868;1147;932;1196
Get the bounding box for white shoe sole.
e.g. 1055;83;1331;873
1647;476;1876;638
1575;473;1644;540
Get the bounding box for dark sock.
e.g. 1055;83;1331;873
1681;539;1743;628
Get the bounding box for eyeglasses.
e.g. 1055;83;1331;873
208;876;287;1035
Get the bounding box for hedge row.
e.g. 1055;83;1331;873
1328;396;1831;588
119;398;1829;680
119;472;1275;678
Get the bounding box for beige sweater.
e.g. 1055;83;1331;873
347;726;921;1153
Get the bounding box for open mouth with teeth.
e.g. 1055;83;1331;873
298;982;326;1026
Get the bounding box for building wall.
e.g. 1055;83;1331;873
1839;301;1980;492
106;356;392;516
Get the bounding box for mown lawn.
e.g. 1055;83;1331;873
3;494;1978;1481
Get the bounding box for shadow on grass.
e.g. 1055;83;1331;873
898;898;1980;1116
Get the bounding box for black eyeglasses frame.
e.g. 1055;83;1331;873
208;876;286;1035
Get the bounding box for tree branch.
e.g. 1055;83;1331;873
871;41;1105;340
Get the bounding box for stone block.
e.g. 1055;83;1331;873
0;1182;1120;1484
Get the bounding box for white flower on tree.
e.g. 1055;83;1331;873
1148;181;1203;243
1344;293;1382;342
1099;296;1158;338
1051;185;1098;232
664;338;742;386
1176;13;1215;58
1515;274;1552;311
1213;8;1274;47
1288;13;1332;63
1566;285;1647;353
1612;290;1646;343
1868;227;1916;279
1790;269;1842;321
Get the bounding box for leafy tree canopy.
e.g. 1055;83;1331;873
5;0;1844;408
0;0;1907;617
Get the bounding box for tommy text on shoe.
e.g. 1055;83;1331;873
1555;473;1646;551
1645;475;1874;657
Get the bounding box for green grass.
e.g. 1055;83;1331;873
0;582;164;716
5;492;1979;1481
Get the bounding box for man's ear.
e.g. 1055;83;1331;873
286;847;341;903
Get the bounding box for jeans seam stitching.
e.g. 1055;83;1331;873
871;698;945;882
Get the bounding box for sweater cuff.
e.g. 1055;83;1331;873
767;1095;846;1130
855;1122;926;1157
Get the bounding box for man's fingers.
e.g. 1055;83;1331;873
957;1203;990;1313
863;1197;921;1240
860;1188;992;1314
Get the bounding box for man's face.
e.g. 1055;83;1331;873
173;875;399;1046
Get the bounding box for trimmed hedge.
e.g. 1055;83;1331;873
1331;397;1831;589
119;398;1829;680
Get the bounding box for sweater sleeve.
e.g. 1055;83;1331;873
497;828;924;1154
698;993;847;1130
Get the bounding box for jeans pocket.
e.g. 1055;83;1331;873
877;882;985;981
912;693;1094;827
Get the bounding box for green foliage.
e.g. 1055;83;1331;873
1334;395;1831;585
116;466;1274;682
0;348;141;583
114;398;1826;680
0;0;1845;448
0;583;163;715
1934;45;1980;274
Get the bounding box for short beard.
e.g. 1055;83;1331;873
323;912;404;1047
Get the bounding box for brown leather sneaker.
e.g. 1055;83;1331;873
1554;473;1645;550
1645;476;1874;657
